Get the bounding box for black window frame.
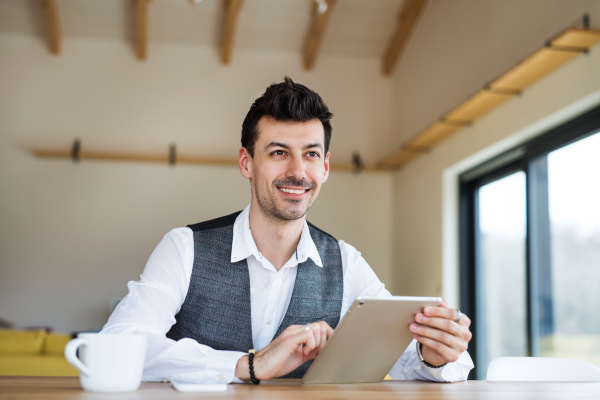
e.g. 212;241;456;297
459;104;600;380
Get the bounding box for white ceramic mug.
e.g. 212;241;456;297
64;333;147;392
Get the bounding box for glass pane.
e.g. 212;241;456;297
545;131;600;367
477;172;528;375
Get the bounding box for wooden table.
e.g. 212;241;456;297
2;376;600;399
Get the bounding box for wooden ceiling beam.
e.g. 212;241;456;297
302;0;338;71
220;0;244;65
378;27;600;170
135;0;150;60
40;0;61;55
382;0;427;76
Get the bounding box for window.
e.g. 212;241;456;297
460;105;600;379
544;134;600;365
477;172;528;371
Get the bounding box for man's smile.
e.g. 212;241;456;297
277;186;310;198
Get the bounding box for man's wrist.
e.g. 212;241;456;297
235;353;268;382
235;355;250;382
417;341;448;369
235;355;251;381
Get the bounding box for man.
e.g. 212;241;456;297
102;77;474;383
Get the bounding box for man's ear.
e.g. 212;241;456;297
239;147;253;179
322;152;330;183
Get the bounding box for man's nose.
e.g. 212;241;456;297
287;155;306;180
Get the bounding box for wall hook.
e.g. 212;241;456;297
169;143;176;167
352;152;364;175
71;138;81;163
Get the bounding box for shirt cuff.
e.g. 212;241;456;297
387;339;474;382
418;351;474;382
205;350;247;384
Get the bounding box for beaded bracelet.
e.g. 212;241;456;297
416;341;448;369
248;349;261;384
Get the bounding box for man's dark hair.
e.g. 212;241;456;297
241;76;333;157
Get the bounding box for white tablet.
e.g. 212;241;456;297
301;296;442;384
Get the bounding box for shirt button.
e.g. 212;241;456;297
266;319;271;325
274;275;280;281
133;290;140;296
217;375;223;381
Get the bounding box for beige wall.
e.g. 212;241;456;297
391;33;600;304
0;35;393;165
0;35;393;332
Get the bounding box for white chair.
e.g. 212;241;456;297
486;357;600;382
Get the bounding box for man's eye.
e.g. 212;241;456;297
273;150;285;156
307;152;320;158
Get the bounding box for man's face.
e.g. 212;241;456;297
240;117;330;222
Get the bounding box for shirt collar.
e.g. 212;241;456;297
230;204;323;267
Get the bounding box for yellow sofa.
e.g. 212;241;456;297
0;329;78;376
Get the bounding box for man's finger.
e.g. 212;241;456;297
423;306;461;322
413;334;460;364
306;322;332;357
287;325;316;353
320;321;334;339
307;330;327;357
313;321;334;339
319;326;327;353
414;314;468;339
310;323;321;349
458;313;471;327
300;328;316;356
410;323;464;352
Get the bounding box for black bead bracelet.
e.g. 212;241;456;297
416;341;448;369
248;349;260;384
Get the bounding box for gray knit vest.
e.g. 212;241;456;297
166;211;344;379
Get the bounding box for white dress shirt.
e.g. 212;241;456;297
101;204;473;383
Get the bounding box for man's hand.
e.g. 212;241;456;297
409;301;472;367
235;321;333;381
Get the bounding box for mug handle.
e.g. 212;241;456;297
64;338;92;377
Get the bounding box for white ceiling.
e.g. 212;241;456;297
0;0;403;58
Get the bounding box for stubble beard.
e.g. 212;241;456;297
253;177;317;222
